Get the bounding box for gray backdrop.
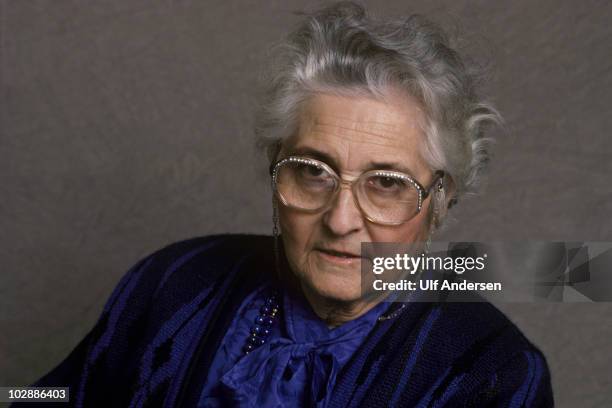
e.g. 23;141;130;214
1;1;611;406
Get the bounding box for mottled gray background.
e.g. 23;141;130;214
1;1;611;406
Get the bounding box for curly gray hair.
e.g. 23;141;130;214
255;1;502;229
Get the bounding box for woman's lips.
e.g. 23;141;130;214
315;248;364;265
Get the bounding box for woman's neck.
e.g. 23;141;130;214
298;282;384;328
277;257;386;328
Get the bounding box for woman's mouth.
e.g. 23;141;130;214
315;248;364;265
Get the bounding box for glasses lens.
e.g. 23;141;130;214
275;159;336;211
357;172;420;224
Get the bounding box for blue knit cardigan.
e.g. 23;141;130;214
19;234;554;407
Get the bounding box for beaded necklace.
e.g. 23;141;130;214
243;292;280;354
242;289;409;355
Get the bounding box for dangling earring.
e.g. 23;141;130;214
272;196;281;280
424;232;432;256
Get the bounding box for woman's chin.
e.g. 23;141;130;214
300;269;365;304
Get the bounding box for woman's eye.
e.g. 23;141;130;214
378;177;397;188
295;164;328;180
306;166;324;177
371;176;404;189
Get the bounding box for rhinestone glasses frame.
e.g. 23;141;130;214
269;155;445;226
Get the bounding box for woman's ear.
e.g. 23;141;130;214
429;175;457;230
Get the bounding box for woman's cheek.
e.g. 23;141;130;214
367;209;430;244
278;206;318;266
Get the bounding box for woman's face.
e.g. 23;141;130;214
277;92;436;304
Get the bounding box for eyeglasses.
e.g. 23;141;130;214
270;156;445;226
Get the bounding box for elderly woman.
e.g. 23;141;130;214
24;2;553;407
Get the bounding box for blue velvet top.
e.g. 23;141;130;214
19;235;554;407
199;283;392;407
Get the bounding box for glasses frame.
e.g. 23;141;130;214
270;155;445;226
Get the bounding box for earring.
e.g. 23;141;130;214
424;232;432;256
272;197;281;279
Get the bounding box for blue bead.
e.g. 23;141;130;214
244;293;281;355
248;335;260;344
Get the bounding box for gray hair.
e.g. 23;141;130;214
255;1;502;229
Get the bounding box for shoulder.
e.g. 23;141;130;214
125;233;275;290
440;297;546;361
401;275;546;365
407;293;549;372
332;294;554;407
386;298;553;406
93;233;276;349
29;234;277;404
145;233;273;270
386;280;545;362
436;300;553;405
350;293;553;406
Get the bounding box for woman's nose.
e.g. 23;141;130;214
322;186;364;236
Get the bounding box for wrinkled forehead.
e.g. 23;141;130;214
283;93;430;179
